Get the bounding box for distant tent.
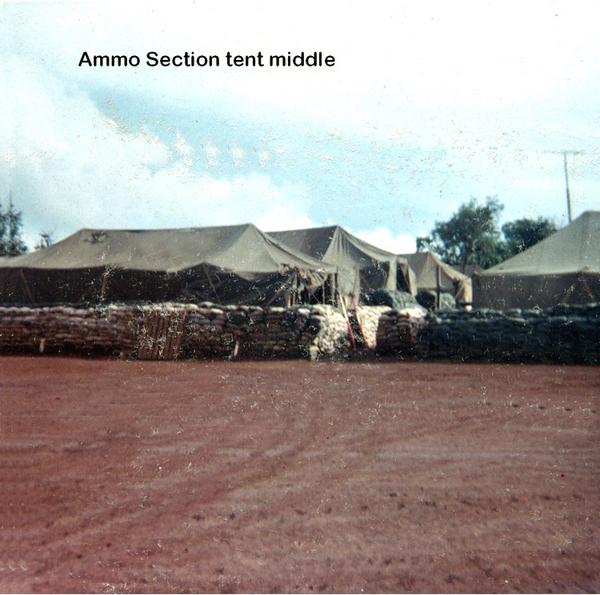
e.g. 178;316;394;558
268;225;416;299
0;224;336;306
473;211;600;309
451;263;484;278
400;251;472;304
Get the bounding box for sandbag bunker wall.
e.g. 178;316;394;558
375;308;429;356
177;303;350;360
0;303;356;360
2;303;597;362
416;303;600;364
0;305;140;356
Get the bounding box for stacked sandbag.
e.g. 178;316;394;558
0;303;352;360
347;306;392;349
181;303;247;358
376;307;429;355
299;305;349;359
416;303;600;364
0;304;141;356
245;306;310;358
181;303;349;360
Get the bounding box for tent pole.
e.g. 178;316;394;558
560;273;596;304
578;273;595;302
78;269;106;303
333;273;338;306
19;269;35;304
100;267;109;301
291;271;298;306
202;264;222;305
351;295;366;346
338;294;356;349
264;273;295;308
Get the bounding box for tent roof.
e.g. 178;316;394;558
269;225;413;295
450;263;484;278
2;224;335;276
268;225;402;268
481;210;600;277
399;251;469;290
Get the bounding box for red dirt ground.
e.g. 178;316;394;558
0;355;598;594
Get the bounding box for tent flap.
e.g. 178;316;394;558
269;226;413;299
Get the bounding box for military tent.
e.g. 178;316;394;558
268;225;415;299
473;210;600;309
0;224;336;306
399;251;472;305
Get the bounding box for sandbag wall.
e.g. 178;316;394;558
346;306;392;349
0;303;351;360
375;308;428;355
181;303;349;359
5;302;595;362
0;305;141;356
416;304;600;364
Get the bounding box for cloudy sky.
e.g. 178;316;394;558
1;1;598;252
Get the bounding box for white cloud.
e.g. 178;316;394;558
256;205;316;232
2;1;600;244
10;1;600;126
0;56;311;242
173;130;194;158
354;227;416;254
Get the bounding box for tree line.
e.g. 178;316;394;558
417;198;558;272
0;200;52;257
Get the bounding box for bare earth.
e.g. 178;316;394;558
0;356;598;594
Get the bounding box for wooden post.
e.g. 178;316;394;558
338;294;356;349
351;295;366;346
563;151;573;223
436;265;441;309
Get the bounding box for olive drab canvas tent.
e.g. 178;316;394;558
0;224;336;306
400;251;472;304
268;225;416;300
473;210;600;309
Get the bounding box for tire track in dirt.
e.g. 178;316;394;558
1;357;598;593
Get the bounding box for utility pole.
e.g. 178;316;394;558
547;150;581;223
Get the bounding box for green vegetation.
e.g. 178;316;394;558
0;199;28;257
417;198;558;271
501;217;558;256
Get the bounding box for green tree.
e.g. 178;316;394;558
0;199;28;257
502;217;557;256
417;198;506;271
